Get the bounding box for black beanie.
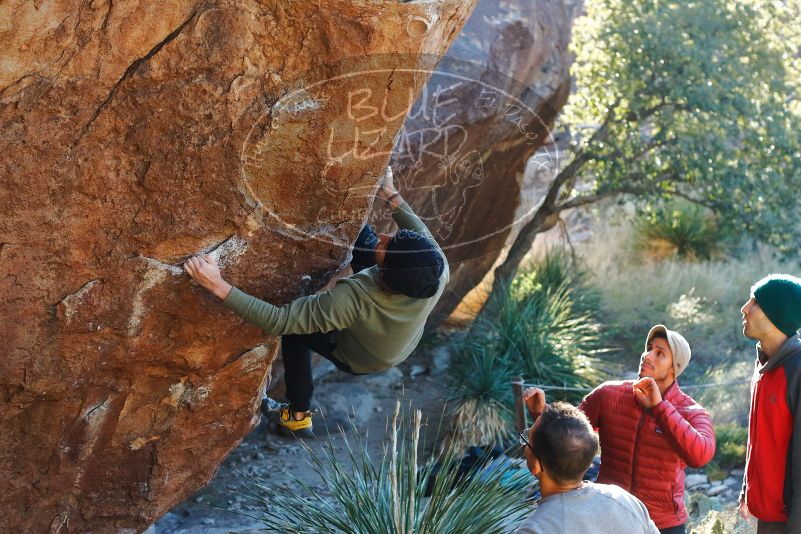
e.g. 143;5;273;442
752;274;801;336
381;229;444;299
351;225;379;273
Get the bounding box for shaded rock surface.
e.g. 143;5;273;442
0;1;474;531
381;0;582;325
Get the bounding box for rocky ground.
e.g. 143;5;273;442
684;469;755;533
153;342;454;534
685;470;744;503
150;336;749;534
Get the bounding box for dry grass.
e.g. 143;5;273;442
580;219;790;359
576;216;794;426
687;494;755;533
448;398;511;450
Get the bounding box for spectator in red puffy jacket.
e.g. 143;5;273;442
524;325;715;534
738;274;801;534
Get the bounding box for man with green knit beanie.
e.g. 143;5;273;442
752;275;801;336
739;274;801;534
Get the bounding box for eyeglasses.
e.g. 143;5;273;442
518;430;534;453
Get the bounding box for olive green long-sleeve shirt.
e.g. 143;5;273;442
222;202;449;373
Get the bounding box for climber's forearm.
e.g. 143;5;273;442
375;166;423;232
390;195;406;210
380;188;405;210
208;279;233;300
376;166;405;210
193;274;232;300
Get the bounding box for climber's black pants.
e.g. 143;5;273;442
282;332;363;412
282;225;377;412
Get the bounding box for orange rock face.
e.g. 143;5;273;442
0;1;474;531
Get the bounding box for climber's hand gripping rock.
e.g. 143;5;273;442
183;254;232;300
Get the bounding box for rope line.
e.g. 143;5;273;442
519;379;751;393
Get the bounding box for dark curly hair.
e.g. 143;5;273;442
531;401;599;484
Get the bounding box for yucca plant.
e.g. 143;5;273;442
634;201;729;261
513;250;599;316
446;252;609;447
498;283;602;387
473;256;608;401
237;403;532;533
447;342;515;448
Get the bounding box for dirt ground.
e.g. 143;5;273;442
154;338;454;533
151;330;749;534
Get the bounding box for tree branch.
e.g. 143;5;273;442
555;184;652;211
555;190;618;211
550;98;622;201
629;128;674;161
635;99;692;123
669;189;720;210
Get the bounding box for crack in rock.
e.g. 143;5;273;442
82;397;111;422
128;235;248;335
57;280;101;321
74;4;203;148
201;235;248;268
223;344;272;374
76;396;113;461
141;235;249;275
140;257;184;276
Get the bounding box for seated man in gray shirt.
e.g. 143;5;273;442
517;402;659;534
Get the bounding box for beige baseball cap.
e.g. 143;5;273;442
645;324;692;378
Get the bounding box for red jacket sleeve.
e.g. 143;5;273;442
579;385;604;430
651;400;716;468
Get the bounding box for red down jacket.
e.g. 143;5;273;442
741;335;801;528
579;380;716;529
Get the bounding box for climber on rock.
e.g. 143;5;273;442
183;166;449;437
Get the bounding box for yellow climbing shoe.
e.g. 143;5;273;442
277;405;314;438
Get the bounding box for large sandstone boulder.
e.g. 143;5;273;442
383;0;582;325
0;1;474;531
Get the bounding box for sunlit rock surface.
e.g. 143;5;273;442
0;0;474;530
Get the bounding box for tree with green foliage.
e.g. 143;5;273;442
485;0;801;311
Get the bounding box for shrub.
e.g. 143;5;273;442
514;249;601;317
581;216;790;377
634;201;729;261
476;253;607;400
238;404;532;534
705;423;747;481
447;252;609;447
447;343;515;448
